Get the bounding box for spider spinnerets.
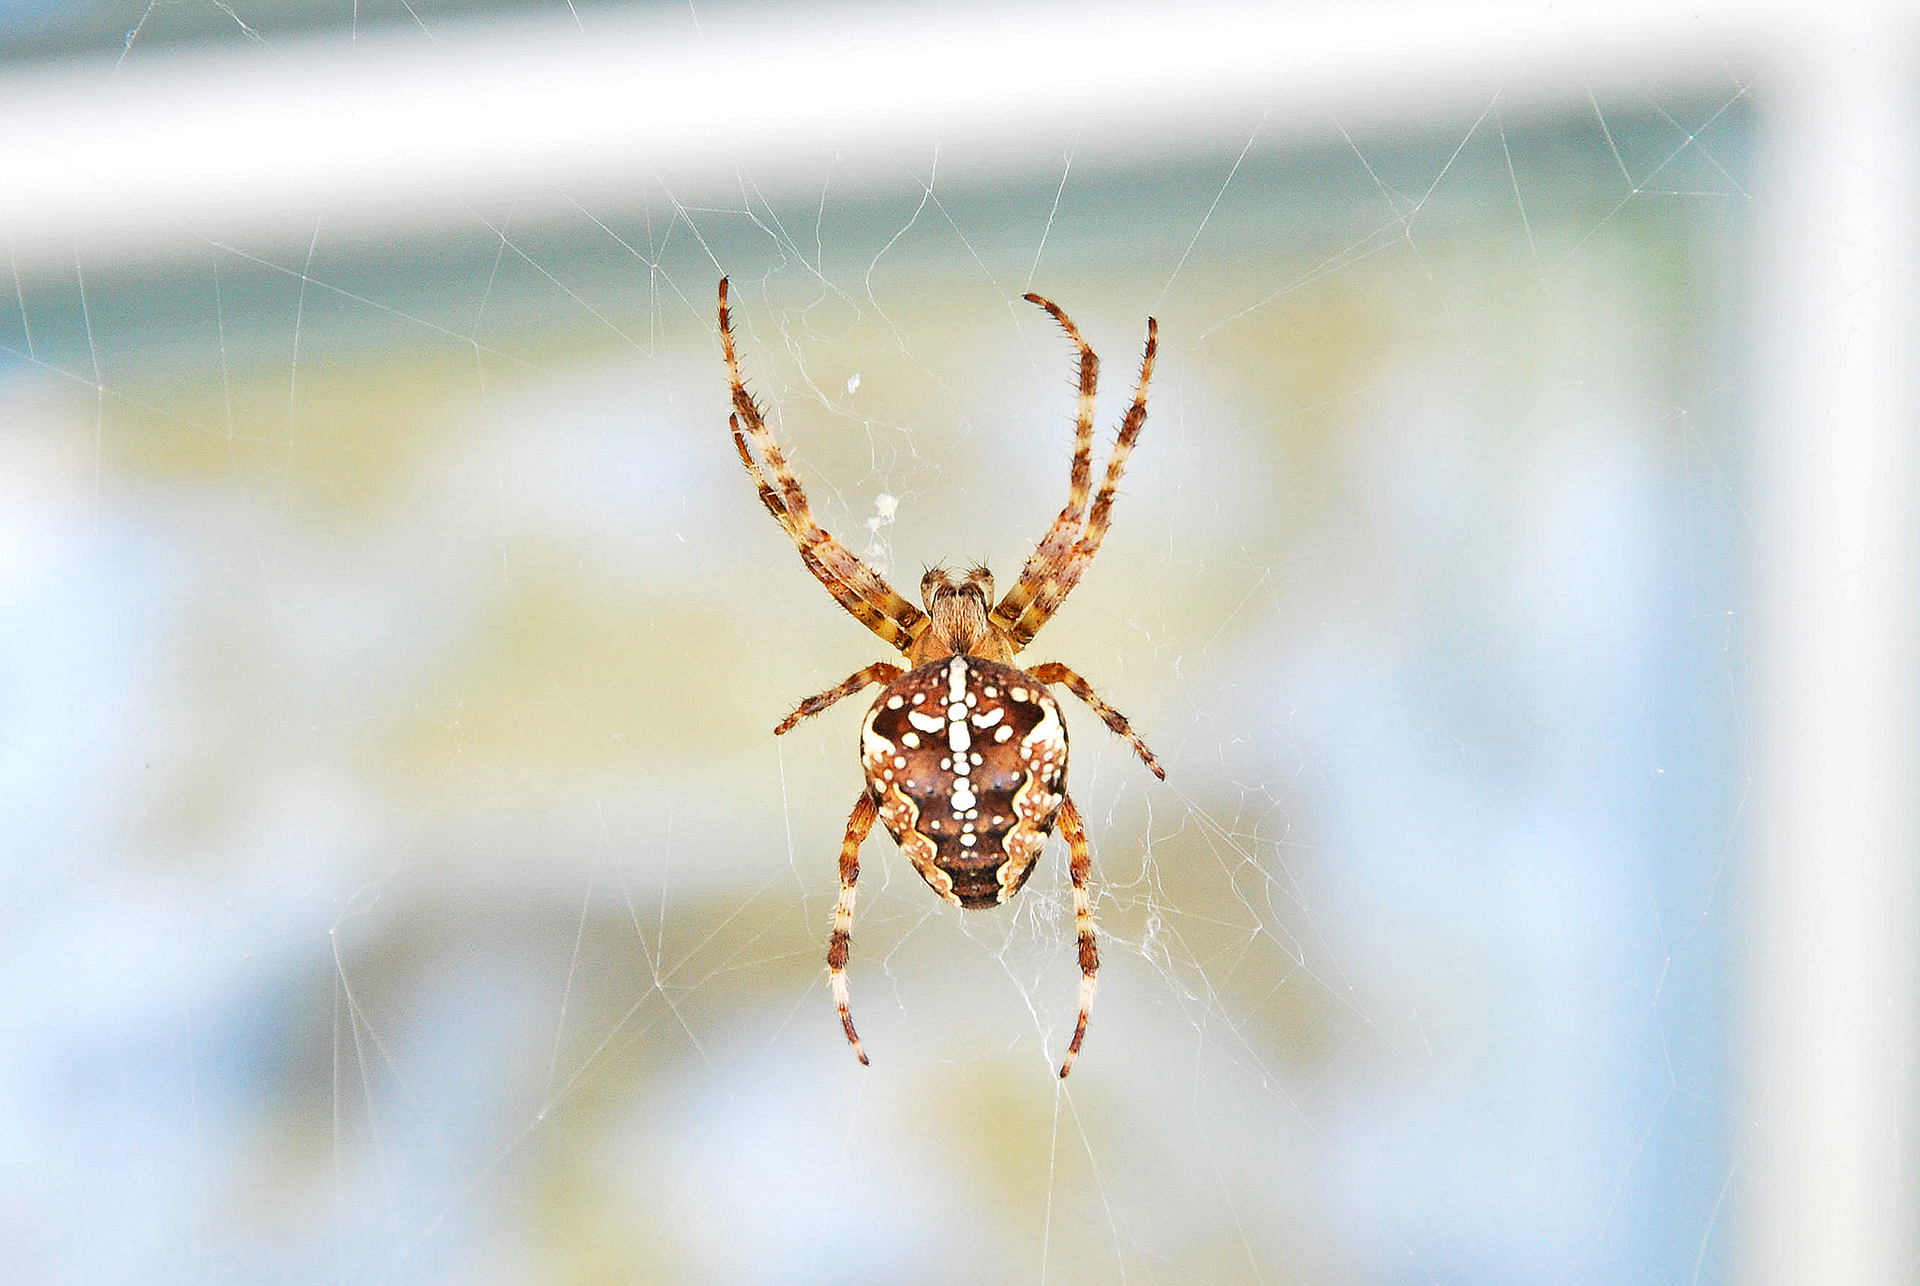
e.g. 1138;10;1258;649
717;277;1162;1077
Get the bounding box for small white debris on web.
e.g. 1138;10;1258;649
862;492;898;573
845;373;861;396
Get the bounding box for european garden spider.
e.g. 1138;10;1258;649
718;278;1163;1077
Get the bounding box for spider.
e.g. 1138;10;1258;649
717;277;1163;1077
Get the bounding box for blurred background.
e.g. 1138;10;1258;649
3;2;1915;1284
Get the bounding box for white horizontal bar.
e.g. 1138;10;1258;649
0;0;1795;273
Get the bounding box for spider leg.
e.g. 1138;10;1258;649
719;278;928;653
774;662;903;736
996;307;1158;649
1018;318;1156;637
1028;661;1164;779
828;792;879;1066
992;293;1098;635
1055;793;1099;1078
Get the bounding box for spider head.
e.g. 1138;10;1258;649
917;565;1000;659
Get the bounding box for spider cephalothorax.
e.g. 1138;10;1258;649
718;277;1162;1077
910;566;1010;663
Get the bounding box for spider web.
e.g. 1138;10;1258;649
4;3;1876;1284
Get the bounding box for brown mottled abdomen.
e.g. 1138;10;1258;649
860;655;1069;908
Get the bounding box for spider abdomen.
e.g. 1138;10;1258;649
860;655;1069;909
